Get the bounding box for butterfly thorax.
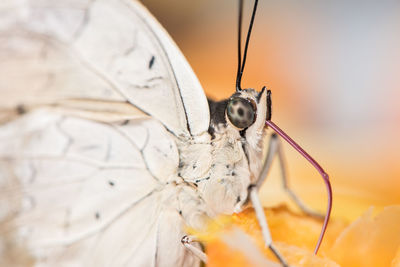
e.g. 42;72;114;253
173;89;268;229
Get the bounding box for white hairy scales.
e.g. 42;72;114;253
0;0;268;266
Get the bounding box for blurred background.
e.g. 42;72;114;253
141;0;400;221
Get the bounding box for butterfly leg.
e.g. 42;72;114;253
181;235;207;263
248;186;289;266
256;133;324;219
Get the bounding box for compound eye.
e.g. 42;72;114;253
226;97;256;129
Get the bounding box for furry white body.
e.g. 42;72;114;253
0;0;269;266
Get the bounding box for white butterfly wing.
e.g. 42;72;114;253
0;0;209;136
0;0;206;266
0;111;197;266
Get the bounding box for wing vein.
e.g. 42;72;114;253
106;122;163;182
122;0;191;135
37;188;160;248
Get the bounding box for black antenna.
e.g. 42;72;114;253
236;0;244;91
236;0;259;92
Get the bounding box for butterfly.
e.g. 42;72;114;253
0;0;332;266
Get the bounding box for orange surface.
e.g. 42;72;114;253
196;205;400;267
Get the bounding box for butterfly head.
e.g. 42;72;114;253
225;87;271;131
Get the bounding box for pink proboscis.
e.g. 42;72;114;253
266;120;332;254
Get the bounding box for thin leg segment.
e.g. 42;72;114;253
256;134;324;218
249;186;289;267
277;136;324;218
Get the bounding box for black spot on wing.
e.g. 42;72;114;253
121;120;130;126
16;104;26;115
108;180;115;187
95;212;100;220
195;176;210;183
149;55;155;69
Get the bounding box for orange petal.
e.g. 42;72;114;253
328;206;400;267
202;206;345;266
